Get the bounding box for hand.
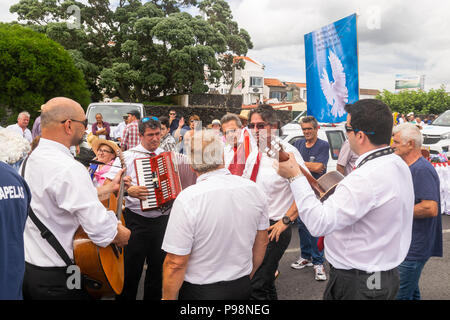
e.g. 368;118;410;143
127;185;150;200
275;152;302;179
124;175;132;189
110;169;125;193
178;117;185;128
113;223;131;248
267;220;289;242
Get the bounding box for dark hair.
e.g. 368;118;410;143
300;116;318;128
138;118;161;135
159;116;170;128
345;99;393;146
249;104;280;129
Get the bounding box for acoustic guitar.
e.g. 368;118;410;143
73;150;126;299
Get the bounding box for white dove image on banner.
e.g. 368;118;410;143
304;14;359;123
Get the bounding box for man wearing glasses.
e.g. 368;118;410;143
242;105;306;300
21;97;130;300
276;99;415;300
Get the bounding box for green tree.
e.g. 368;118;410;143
375;87;450;116
0;23;90;124
10;0;253;102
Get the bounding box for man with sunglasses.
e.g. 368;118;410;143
242;105;307;300
276;99;415;300
168;109;179;134
21;97;131;300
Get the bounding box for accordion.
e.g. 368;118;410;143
134;152;182;211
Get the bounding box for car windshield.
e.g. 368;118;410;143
88;104;141;126
432;111;450;127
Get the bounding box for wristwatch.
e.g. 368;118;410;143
282;215;292;225
288;173;303;184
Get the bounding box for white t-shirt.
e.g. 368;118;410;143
162;168;269;285
242;141;307;221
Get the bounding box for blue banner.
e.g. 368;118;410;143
304;14;359;123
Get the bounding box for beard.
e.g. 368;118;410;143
71;133;84;147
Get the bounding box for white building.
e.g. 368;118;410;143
207;56;265;105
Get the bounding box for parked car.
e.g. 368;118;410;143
280;121;347;171
85;102;145;138
421;110;450;156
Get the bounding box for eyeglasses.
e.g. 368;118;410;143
345;125;375;135
142;116;159;123
98;148;114;154
169;113;176;116
61;118;88;129
248;122;268;129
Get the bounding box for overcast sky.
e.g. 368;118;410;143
2;0;450;92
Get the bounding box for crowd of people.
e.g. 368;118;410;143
0;97;443;301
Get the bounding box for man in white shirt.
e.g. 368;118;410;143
242;105;306;300
277;99;414;300
162;130;269;300
104;117;196;300
21;97;130;300
7;111;33;143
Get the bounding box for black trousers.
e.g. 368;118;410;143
22;263;91;300
116;209;169;300
323;264;400;300
250;220;292;300
179;276;251;300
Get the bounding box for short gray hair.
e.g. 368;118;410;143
392;123;423;149
221;113;242;128
187;130;224;173
18;111;30;120
300;116;318;128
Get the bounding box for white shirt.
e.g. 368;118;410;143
162;168;269;285
6;124;32;143
114;121;127;139
290;147;414;272
242;141;307;221
105;144;165;218
22;139;119;267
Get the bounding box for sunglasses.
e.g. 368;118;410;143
169;113;176;115
248;122;268;129
345;125;375;135
60;118;88;129
142;116;159;123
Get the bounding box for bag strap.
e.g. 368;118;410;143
21;156;73;266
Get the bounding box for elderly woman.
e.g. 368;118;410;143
88;138;119;188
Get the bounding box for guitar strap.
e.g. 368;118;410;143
21;156;73;266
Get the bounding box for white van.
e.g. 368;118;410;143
85;102;144;139
421;110;450;156
280;121;348;171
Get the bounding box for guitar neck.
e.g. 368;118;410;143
278;148;324;197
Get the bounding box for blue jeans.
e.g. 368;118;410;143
297;217;324;265
396;259;428;300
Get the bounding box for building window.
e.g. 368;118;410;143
270;91;282;100
250;77;263;87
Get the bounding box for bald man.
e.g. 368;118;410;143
21;97;131;300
